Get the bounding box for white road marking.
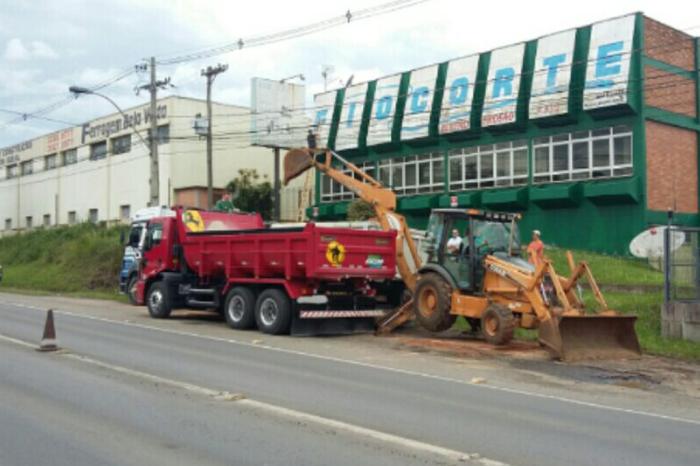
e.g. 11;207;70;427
0;332;506;466
4;301;700;427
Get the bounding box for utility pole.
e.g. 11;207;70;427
137;57;171;207
201;63;228;209
273;147;281;222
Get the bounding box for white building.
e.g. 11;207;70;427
0;96;307;233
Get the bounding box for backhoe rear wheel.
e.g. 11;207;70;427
413;273;456;332
481;304;514;345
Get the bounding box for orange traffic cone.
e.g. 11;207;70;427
37;309;59;352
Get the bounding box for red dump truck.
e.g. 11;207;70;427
134;207;400;335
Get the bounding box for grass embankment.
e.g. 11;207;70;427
458;247;700;360
0;225;698;359
0;223;127;302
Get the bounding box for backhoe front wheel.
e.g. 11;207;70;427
413;273;456;332
481;305;514;345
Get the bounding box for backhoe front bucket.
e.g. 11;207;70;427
284;148;314;185
539;315;641;362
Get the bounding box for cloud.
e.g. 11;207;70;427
31;41;59;59
4;38;29;60
4;38;59;60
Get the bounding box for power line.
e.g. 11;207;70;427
0;0;429;139
0;67;137;132
157;0;431;65
0;108;77;127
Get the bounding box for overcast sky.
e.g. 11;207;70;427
1;0;697;147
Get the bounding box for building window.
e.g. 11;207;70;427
320;161;376;202
449;140;528;191
6;164;18;179
21;160;33;176
149;124;169;145
90;141;108;161
120;204;131;221
4;218;11;231
112;134;131;155
88;208;98;223
62;149;78;166
25;216;33;229
68;211;77;225
376;153;444;197
533;126;633;183
44;154;58;170
43;214;51;227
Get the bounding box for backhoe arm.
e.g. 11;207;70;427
285;148;421;291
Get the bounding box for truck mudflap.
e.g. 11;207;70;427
290;315;377;336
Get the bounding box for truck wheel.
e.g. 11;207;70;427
147;281;172;319
126;276;138;306
224;287;256;330
255;288;292;335
413;273;456;332
481;304;514;345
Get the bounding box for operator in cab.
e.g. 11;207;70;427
446;229;463;255
527;229;545;266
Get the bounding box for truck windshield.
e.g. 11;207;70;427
128;224;144;247
473;219;520;254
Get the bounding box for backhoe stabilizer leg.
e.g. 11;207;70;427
375;299;414;335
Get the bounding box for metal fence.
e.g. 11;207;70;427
665;226;700;303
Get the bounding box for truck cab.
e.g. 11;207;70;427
119;207;174;303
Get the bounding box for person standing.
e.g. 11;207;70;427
527;229;545;266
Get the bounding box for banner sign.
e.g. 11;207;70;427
482;43;525;127
334;82;368;150
529;29;576;119
312;91;337;148
401;65;438;140
251;78;307;148
366;74;402;146
439;55;479;134
583;14;635;110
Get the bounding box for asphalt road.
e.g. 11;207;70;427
1;301;699;466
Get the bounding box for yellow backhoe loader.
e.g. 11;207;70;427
284;147;641;361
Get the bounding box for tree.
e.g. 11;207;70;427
225;169;273;220
347;199;375;221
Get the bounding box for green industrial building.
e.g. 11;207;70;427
309;13;700;254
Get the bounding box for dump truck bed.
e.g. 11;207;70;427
180;223;397;283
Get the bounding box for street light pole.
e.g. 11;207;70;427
69;86;155;214
69;86;150;150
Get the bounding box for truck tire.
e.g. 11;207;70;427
146;281;172;319
255;288;292;335
224;287;257;330
126;275;138;306
481;304;514;345
413;272;456;332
